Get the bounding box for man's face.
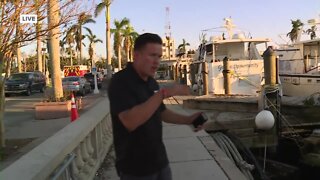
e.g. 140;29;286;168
135;43;162;77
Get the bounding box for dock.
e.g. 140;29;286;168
97;96;247;180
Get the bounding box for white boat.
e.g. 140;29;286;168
192;18;270;95
275;39;320;97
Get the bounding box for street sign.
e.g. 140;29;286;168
92;67;97;75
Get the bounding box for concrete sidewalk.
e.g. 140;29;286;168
98;97;247;180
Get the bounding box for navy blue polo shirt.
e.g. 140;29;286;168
108;63;169;176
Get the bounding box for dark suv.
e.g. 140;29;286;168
84;72;102;89
5;72;46;96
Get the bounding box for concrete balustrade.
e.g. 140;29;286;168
0;98;113;180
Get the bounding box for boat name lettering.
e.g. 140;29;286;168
218;63;259;71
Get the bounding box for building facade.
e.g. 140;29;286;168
162;38;176;60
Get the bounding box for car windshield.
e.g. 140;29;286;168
8;73;30;81
63;77;79;82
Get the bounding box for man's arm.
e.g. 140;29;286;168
161;109;193;124
119;92;163;132
116;84;191;132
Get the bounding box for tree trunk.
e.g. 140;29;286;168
16;23;22;73
79;26;83;65
106;3;112;67
48;0;63;99
36;0;42;72
0;53;5;148
6;57;11;77
89;45;93;69
118;45;121;70
130;47;134;61
126;45;130;62
36;22;42;72
69;44;73;66
16;43;22;72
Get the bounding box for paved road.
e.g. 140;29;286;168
4;93;43;127
1;89;107;171
4;90;107;138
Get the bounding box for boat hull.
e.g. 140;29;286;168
280;74;320;96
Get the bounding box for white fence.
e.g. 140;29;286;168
0;98;113;180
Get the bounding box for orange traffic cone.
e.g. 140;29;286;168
71;92;79;122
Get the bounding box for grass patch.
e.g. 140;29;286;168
0;138;35;161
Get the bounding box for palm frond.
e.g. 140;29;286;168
84;19;96;24
110;28;117;34
94;39;103;43
106;0;113;6
84;27;93;37
119;18;130;27
94;2;106;17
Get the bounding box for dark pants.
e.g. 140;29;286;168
120;165;172;180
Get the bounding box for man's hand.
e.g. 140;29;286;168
187;112;205;132
166;84;190;97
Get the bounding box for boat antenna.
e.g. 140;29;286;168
223;17;236;39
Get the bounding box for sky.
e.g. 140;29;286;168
23;0;320;58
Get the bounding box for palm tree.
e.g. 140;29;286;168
130;32;139;61
178;39;190;55
70;12;95;64
15;23;22;73
287;19;304;43
111;18;130;70
35;0;42;72
122;25;139;62
47;0;63;99
14;1;22;73
199;32;207;44
84;27;103;68
63;28;76;66
95;0;113;69
306;25;317;40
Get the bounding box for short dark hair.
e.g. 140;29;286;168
134;33;162;51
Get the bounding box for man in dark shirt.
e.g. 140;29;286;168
108;33;203;180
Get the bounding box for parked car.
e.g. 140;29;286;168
84;72;102;89
62;76;91;96
5;72;46;96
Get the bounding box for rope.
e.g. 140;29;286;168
261;85;304;147
230;70;260;88
212;132;254;180
264;96;304;148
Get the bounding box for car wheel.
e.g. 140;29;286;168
5;93;10;97
98;84;102;89
40;85;45;93
25;88;31;96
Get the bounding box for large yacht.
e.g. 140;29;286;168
192;18;270;95
275;39;320;97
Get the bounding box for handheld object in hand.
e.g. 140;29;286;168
192;113;208;128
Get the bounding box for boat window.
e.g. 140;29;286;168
205;44;213;54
